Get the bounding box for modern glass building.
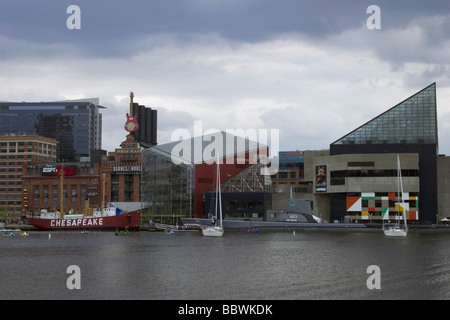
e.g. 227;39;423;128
140;131;271;224
271;151;305;187
141;145;194;224
0;99;104;162
312;83;439;223
332;83;437;146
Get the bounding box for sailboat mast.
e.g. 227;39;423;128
214;157;219;219
218;156;222;227
397;154;400;223
397;154;408;231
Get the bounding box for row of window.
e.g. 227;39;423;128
0;200;21;206
330;169;419;186
271;171;305;180
0;168;23;172
224;200;265;211
30;184;94;207
0;155;54;161
0;188;22;192
1;104;88;110
331;169;419;178
0;142;55;148
0;148;55;154
0;181;22;186
0;174;22;178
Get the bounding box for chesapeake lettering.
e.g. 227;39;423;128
50;218;104;227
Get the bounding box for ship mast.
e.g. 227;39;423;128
59;166;64;218
101;173;106;216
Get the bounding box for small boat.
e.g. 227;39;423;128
202;225;224;237
383;224;407;237
115;227;130;236
164;228;175;234
202;154;224;238
1;228;20;233
20;230;29;236
2;231;15;236
81;230;89;234
247;226;258;233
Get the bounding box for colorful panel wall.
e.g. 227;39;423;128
346;192;419;220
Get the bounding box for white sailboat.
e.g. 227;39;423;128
202;154;224;237
383;154;408;237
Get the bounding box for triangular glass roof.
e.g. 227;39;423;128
332;83;437;146
150;131;266;165
209;162;274;193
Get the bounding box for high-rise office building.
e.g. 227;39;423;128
0;134;57;216
0;98;104;162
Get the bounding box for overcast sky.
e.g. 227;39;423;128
1;0;450;155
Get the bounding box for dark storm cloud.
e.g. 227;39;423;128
4;0;449;60
2;1;450;154
1;0;450;62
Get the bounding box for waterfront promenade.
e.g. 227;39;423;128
5;222;450;233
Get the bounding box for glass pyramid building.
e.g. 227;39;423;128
332;83;437;146
328;83;439;223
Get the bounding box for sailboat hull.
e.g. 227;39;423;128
383;227;407;237
383;155;408;238
202;226;224;237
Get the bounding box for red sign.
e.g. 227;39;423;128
42;166;75;176
56;166;75;176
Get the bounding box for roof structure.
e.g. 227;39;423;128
279;150;304;165
332;83;437;146
218;162;274;193
151;131;268;165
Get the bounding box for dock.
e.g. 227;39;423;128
139;225;159;231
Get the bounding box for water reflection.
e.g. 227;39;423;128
1;230;450;299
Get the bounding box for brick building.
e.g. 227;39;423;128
99;134;141;203
0;134;57;217
21;163;101;216
21;134;143;217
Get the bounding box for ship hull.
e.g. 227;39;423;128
28;211;141;230
181;218;367;229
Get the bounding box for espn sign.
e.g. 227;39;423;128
42;166;75;176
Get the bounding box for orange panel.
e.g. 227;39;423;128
346;196;360;211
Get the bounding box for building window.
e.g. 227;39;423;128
278;172;288;179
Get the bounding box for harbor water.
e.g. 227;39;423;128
1;229;450;300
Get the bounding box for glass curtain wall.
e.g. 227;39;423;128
141;148;194;225
332;83;437;146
